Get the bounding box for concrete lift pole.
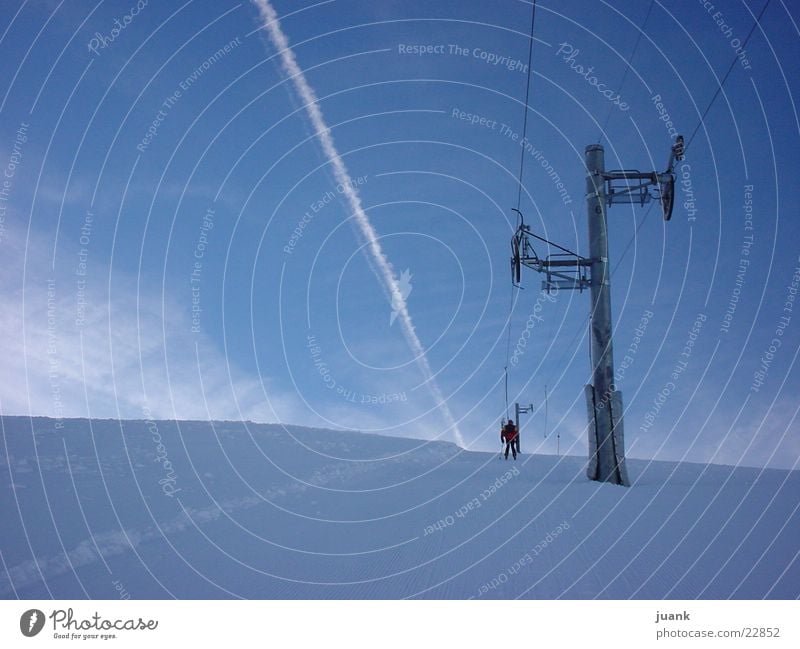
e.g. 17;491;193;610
585;144;627;485
510;136;684;487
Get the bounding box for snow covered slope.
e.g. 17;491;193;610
1;417;798;599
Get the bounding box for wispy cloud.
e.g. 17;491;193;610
0;222;303;423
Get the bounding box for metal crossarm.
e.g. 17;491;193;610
511;224;592;292
511;209;592;292
604;169;658;206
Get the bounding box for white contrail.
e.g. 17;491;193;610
253;0;464;446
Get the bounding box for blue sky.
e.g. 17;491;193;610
0;0;798;469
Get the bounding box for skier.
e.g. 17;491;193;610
501;419;518;460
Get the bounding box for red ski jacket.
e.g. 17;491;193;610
501;424;518;441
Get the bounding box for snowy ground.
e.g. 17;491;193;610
1;416;798;599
